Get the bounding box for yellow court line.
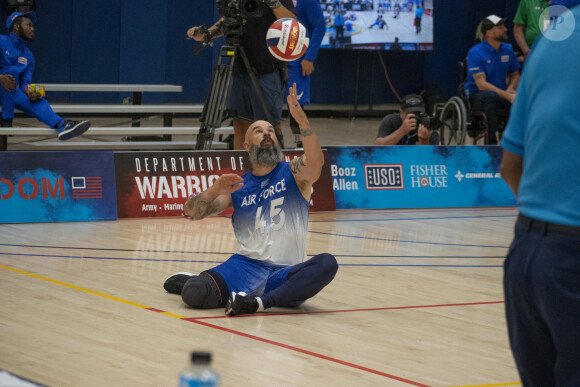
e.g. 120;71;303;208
453;384;521;387
0;264;185;318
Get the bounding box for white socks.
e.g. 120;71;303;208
256;297;265;312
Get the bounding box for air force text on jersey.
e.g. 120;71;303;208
240;178;287;207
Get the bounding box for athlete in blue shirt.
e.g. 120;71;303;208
287;0;326;147
164;83;338;316
500;3;580;384
465;15;520;145
414;5;423;33
0;12;90;140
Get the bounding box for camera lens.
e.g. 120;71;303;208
243;0;258;13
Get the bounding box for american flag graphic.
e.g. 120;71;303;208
71;176;103;199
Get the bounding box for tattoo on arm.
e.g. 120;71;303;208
300;128;313;137
290;155;307;174
186;196;218;219
473;73;486;81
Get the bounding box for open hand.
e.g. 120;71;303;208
0;74;17;91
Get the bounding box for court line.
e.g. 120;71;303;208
307;207;517;218
0;263;430;387
453;383;521;387
190;300;506;320
310;214;517;223
0;252;503;267
0;243;508;257
309;230;510;249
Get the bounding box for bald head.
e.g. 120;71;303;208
245;120;273;143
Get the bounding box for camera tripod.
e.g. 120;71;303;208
195;19;277;150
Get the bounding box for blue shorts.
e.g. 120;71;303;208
287;61;311;106
227;70;284;125
210;254;293;297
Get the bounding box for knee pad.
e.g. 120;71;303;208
181;272;228;309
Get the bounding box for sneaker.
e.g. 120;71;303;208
224;292;259;316
57;120;91;141
163;272;197;295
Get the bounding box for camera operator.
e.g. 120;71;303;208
374;94;439;146
187;0;296;150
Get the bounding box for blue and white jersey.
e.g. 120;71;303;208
231;162;309;265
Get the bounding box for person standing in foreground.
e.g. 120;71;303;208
0;11;90;140
500;4;580;384
187;0;296;150
164;83;338;316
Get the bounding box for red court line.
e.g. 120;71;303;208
189;300;506;320
182;317;430;387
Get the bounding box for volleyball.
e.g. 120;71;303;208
266;18;309;62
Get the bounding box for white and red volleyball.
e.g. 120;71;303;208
266;18;309;62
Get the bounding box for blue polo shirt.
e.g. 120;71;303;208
464;40;520;96
501;6;580;226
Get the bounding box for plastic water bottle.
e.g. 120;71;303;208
178;351;220;387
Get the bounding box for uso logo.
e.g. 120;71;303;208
364;164;404;190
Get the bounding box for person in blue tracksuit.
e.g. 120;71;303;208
287;0;326;147
0;11;90;140
163;84;338;316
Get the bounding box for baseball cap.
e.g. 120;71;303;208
480;14;508;35
6;11;37;31
400;94;425;113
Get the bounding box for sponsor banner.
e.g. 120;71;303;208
325;146;516;209
114;150;335;218
0;151;117;223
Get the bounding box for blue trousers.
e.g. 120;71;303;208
211;253;338;308
504;218;580;386
0;70;63;128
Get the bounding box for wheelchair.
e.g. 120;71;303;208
437;60;510;145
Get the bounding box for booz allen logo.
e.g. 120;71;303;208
364;164;403;190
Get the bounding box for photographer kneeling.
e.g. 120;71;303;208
374;94;439;146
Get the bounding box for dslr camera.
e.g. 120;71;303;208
412;112;441;131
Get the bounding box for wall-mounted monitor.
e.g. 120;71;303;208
320;0;433;50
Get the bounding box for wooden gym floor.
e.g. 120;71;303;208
0;207;522;386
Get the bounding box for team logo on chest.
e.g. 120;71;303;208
18;56;27;65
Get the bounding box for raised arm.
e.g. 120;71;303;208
267;0;296;19
183;174;243;220
287;83;324;189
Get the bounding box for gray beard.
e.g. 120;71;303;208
248;143;283;168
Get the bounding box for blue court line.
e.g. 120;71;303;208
0;243;229;255
310;214;517;223
309;230;510;249
0;251;225;263
0;243;504;258
0;252;503;267
337;255;505;259
341;263;503;267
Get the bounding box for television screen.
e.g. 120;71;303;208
320;0;433;50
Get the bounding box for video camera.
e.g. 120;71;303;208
221;0;264;19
